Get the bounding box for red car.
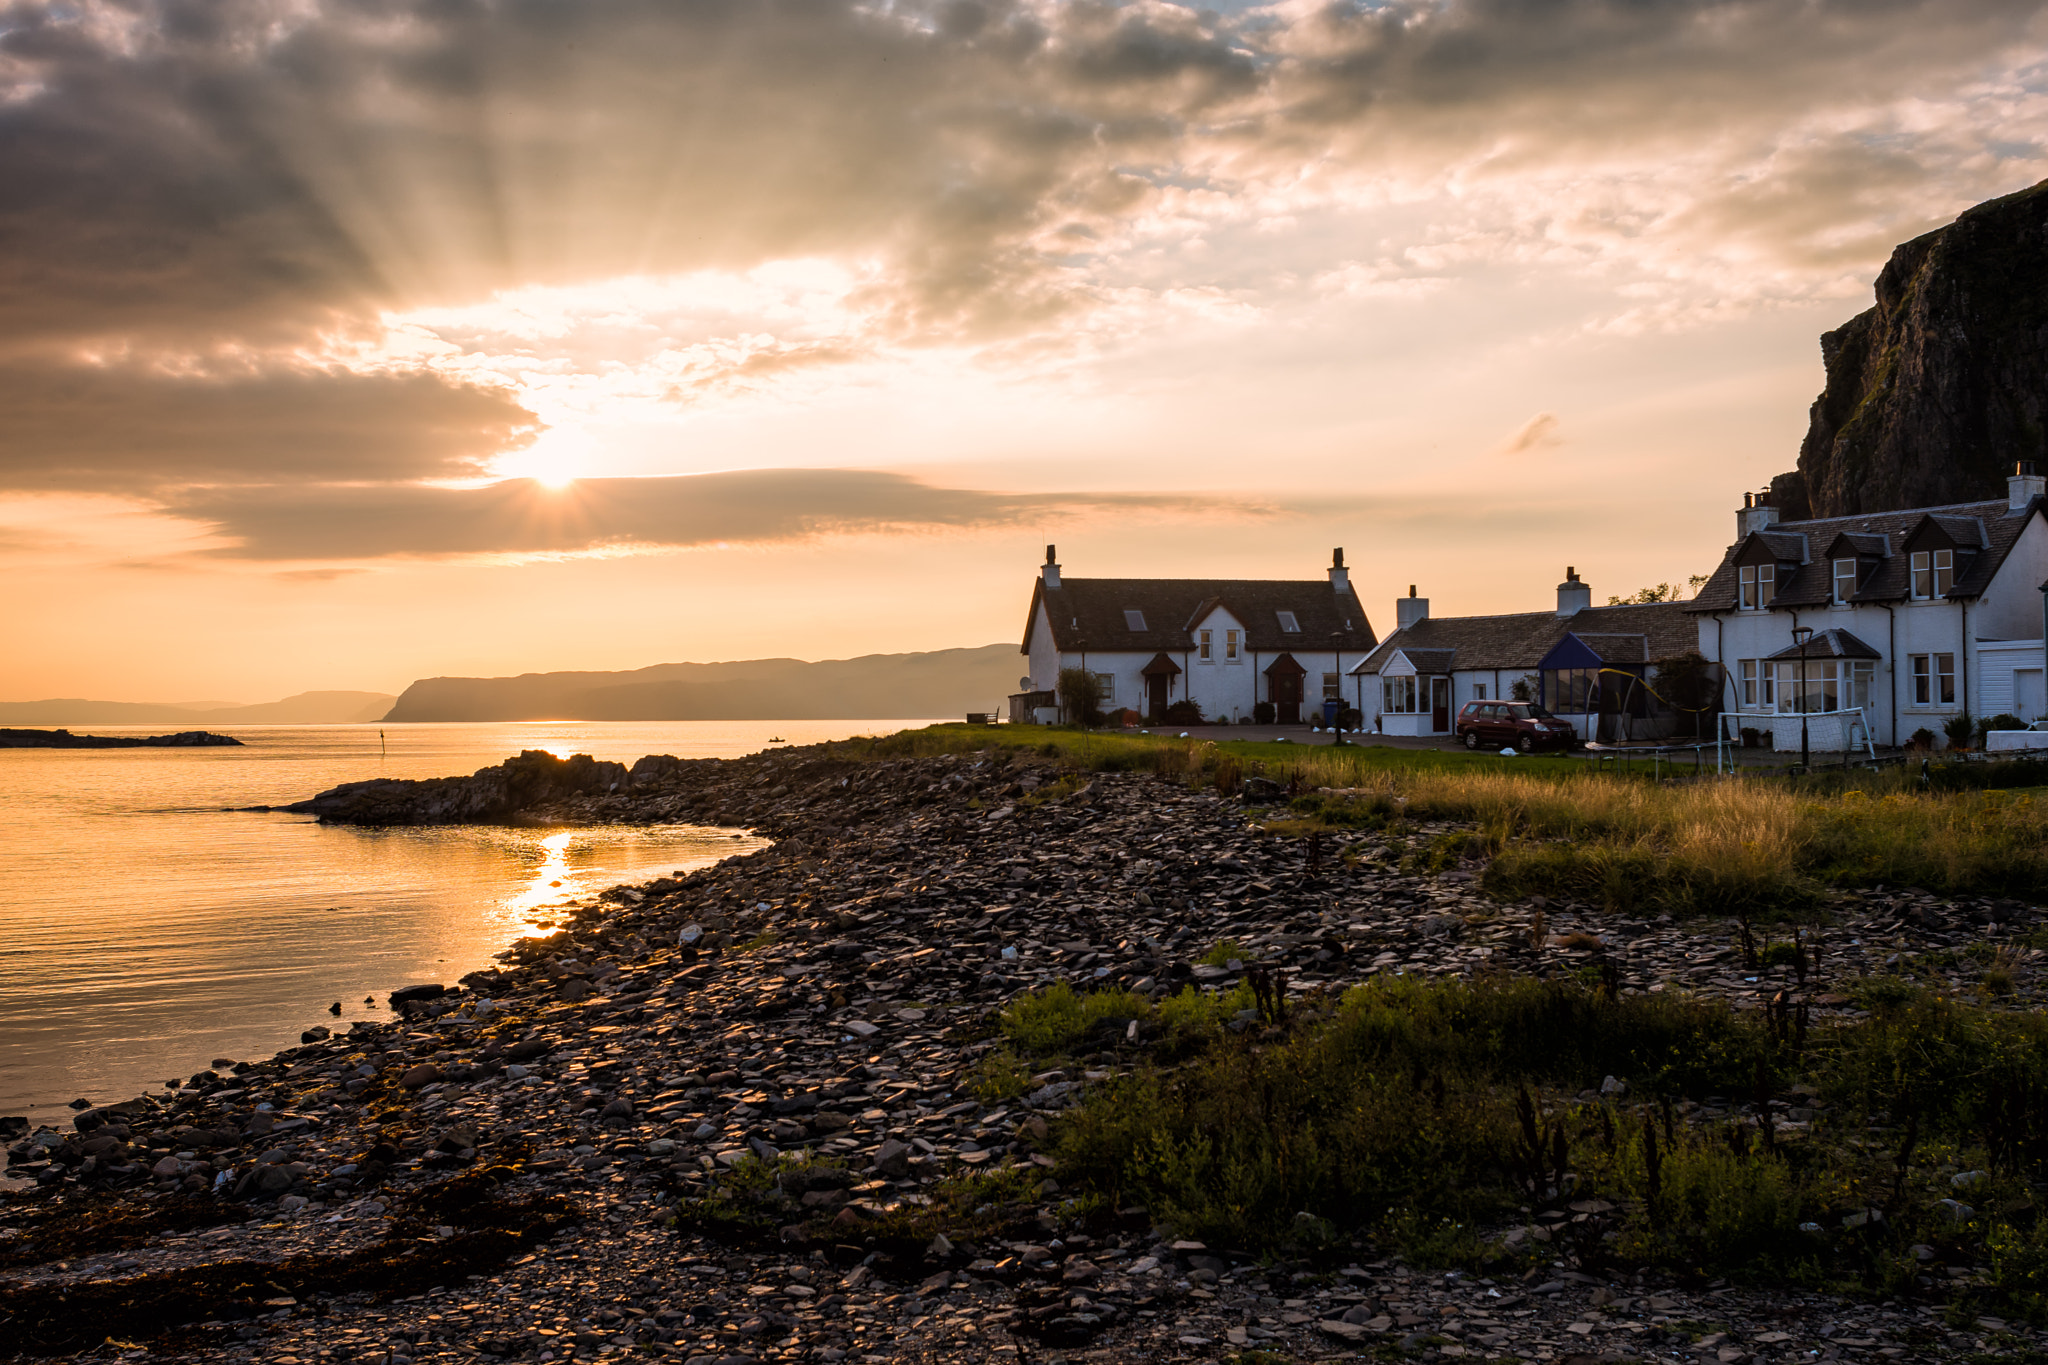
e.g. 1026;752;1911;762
1456;700;1576;752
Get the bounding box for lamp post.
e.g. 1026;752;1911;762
1792;625;1814;769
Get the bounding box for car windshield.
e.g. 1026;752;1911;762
1508;704;1552;719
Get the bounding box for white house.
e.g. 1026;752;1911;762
1350;572;1703;743
1688;463;2048;750
1014;547;1377;724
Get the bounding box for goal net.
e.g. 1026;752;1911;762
1721;708;1875;757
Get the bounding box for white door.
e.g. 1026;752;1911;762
2018;667;2047;721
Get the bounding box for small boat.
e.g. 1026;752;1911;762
767;736;786;744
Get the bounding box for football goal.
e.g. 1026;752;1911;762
1721;708;1876;759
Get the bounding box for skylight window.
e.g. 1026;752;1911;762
1123;610;1147;631
1276;611;1301;633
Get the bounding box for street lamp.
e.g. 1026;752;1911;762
1791;625;1814;769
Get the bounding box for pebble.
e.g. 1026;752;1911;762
4;739;2040;1363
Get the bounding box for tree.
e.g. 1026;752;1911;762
1606;574;1710;606
1057;667;1105;726
1650;651;1719;739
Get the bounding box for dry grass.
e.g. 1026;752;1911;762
865;725;2048;912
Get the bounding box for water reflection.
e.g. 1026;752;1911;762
509;831;579;924
0;719;897;1120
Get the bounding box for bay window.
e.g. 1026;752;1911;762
1383;677;1420;713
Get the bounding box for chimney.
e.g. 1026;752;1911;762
1041;544;1060;589
1737;488;1781;539
1328;547;1350;594
1395;584;1429;630
1556;566;1591;618
2010;460;2045;512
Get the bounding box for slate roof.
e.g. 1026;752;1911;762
1351;602;1696;676
1023;577;1376;656
1688;496;2043;613
1764;629;1883;661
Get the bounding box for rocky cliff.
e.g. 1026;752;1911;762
1786;177;2048;519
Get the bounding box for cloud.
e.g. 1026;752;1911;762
0;0;2043;501
1501;412;1562;455
169;468;1227;561
0;361;540;491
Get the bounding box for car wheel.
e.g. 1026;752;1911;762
1463;729;1481;750
1517;733;1535;753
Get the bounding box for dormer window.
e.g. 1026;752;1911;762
1276;611;1301;633
1739;562;1775;609
1832;558;1858;604
1911;548;1953;599
1123;610;1147;631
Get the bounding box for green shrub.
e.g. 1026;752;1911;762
1201;939;1251;967
1988;1220;2048;1324
1000;981;1149;1056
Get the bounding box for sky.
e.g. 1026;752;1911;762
4;0;2047;702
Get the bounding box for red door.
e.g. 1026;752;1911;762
1430;678;1452;732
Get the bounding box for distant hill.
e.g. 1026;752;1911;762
0;691;397;726
382;646;1020;722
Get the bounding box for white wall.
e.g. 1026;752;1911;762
1700;550;2047;745
1972;516;2048;640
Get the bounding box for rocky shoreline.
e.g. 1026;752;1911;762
4;739;2045;1365
0;728;243;749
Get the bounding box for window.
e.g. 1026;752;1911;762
1832;558;1858;604
1123;610;1147;631
1092;672;1115;702
1545;668;1600;713
1740;659;1758;708
1322;672;1341;700
1774;661;1834;714
1911;548;1954;599
1225;629;1241;661
1276;611;1301;633
1383;677;1419;713
1911;653;1956;706
1739;563;1776;609
1769;659;1874;714
1473;682;1488;701
1198;629;1212;661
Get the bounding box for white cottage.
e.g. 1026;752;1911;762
1350;573;1702;743
1688;464;2048;749
1014;547;1377;725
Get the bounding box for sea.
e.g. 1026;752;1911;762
0;720;933;1131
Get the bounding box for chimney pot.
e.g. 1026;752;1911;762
1040;546;1062;589
1738;493;1782;538
1328;548;1351;594
1556;568;1591;618
2010;461;2046;511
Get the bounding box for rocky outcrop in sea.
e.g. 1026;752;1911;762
0;729;243;749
